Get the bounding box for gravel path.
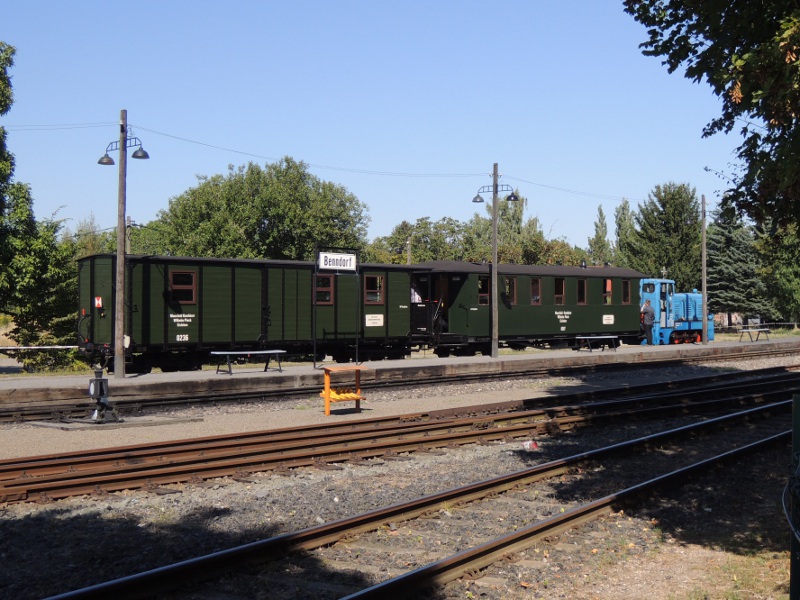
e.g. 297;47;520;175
0;356;795;599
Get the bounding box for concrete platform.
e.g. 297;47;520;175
28;415;204;431
2;338;800;409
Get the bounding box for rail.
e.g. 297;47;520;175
45;403;790;600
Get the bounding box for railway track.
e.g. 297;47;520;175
48;401;790;599
2;369;798;504
2;345;798;423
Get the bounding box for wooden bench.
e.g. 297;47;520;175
210;350;286;375
739;328;770;342
320;365;367;415
575;335;619;352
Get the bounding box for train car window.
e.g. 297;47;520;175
622;280;631;304
170;271;196;304
577;279;587;305
530;278;541;305
603;279;612;304
365;275;384;305
478;276;490;305
315;275;334;305
554;278;565;305
503;277;517;305
642;282;655;293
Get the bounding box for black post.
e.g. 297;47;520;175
791;393;800;599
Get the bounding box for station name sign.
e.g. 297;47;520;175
318;252;357;272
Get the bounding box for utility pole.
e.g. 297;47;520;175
701;194;708;345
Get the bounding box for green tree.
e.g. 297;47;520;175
517;215;548;265
587;205;614;266
624;1;800;228
614;199;636;268
364;217;466;264
64;213;115;259
407;217;465;263
461;193;552;264
152;158;369;260
5;183;80;370
755;222;800;321
0;40;82;370
460;212;492;263
707;211;774;325
362;220;413;264
0;42;17;307
620;183;701;290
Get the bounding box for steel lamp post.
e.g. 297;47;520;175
472;163;519;358
97;109;150;378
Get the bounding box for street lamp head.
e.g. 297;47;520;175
97;153;115;166
506;192;519;202
132;146;150;160
472;194;484;204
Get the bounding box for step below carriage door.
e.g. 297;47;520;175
410;271;431;335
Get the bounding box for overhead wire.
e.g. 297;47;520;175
6;121;652;201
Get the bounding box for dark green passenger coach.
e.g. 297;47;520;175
76;255;649;372
77;255;415;372
410;261;645;355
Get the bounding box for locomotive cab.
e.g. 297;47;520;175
639;278;714;344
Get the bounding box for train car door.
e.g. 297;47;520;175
432;274;450;334
410;272;431;337
659;281;675;328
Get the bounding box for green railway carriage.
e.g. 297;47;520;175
410;261;646;355
77;255;659;371
77;254;415;372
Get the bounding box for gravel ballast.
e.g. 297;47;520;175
0;357;795;599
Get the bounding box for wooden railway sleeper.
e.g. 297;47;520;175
414;447;446;455
462;569;484;581
312;458;344;470
502;552;523;564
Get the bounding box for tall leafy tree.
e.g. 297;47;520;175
0;42;17;307
5;183;78;370
0;40;83;370
362;220;414;264
620;183;701;290
755;222;800;320
706;211;774;324
587;205;613;266
364;217;466;264
461;196;522;264
150;158;369;260
623;1;800;228
459;194;582;265
65;213;115;259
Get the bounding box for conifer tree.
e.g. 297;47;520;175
706;211;773;325
621;183;701;290
587;205;613;266
613;199;635;268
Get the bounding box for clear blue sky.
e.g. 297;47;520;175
3;1;738;248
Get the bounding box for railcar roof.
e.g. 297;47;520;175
78;254;316;267
413;260;645;278
77;255;645;279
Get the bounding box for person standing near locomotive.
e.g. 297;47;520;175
641;299;656;346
